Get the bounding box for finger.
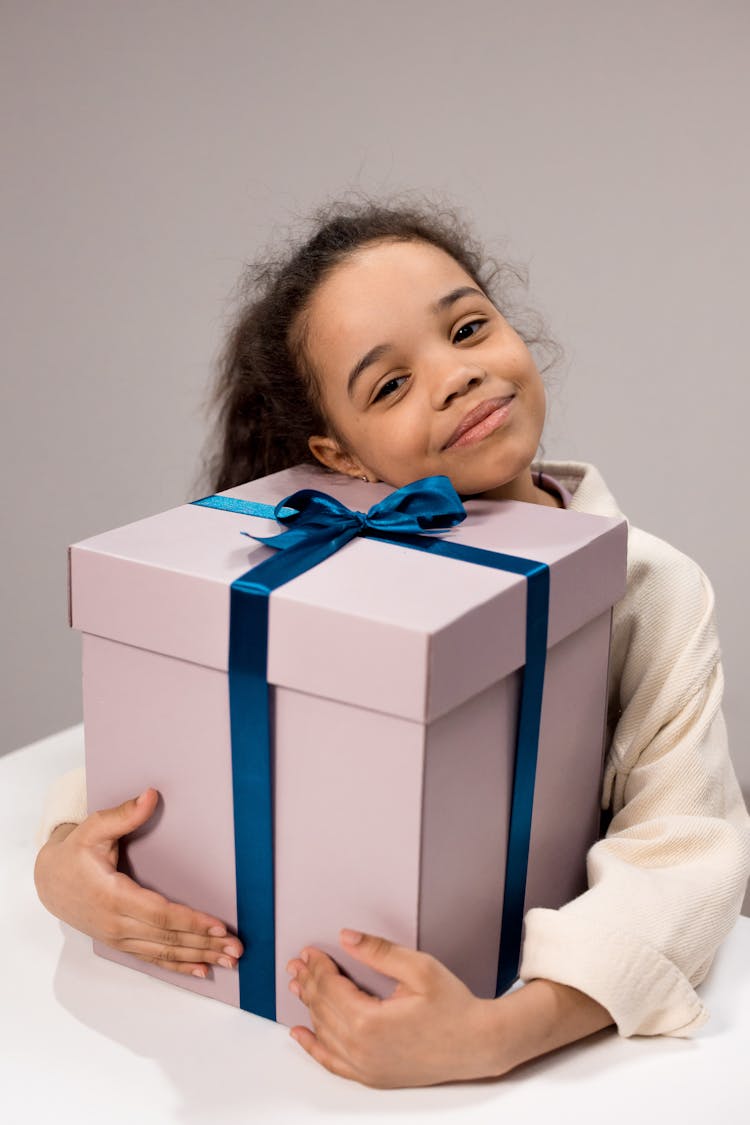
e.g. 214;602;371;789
338;929;438;992
288;963;357;1022
289;1026;358;1083
290;978;357;1063
112;875;244;955
287;951;359;1026
289;947;342;979
116;937;240;969
291;950;377;1025
115;917;243;959
304;947;379;1007
133;953;217;979
77;789;160;846
290;958;384;1080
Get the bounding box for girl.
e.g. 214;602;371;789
34;195;750;1089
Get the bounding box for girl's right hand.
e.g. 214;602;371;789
33;787;244;978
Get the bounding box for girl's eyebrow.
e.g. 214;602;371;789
346;285;487;398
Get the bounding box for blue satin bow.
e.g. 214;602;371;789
192;474;549;1019
240;474;467;558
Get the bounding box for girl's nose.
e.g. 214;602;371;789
431;364;486;410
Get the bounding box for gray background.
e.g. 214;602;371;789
3;0;748;841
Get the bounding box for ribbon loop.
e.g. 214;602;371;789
362;475;467;534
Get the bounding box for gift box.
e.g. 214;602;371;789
68;464;627;1028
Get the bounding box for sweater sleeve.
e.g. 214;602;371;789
519;528;750;1037
35;766;88;851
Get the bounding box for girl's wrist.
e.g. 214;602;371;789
481;978;615;1077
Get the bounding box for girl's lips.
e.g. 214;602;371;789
445;396;515;449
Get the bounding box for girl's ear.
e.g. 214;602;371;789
308;434;367;479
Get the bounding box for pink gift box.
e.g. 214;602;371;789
68;464;627;1028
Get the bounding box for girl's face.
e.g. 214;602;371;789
301;238;549;503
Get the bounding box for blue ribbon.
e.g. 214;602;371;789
192;475;549;1017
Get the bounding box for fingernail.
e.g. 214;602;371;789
136;789;150;806
341;928;363;945
218;956;233;969
223;944;241;957
192;967;207;979
300;950;309;964
289;980;300;996
208;926;226;937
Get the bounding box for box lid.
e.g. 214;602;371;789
69;464;627;723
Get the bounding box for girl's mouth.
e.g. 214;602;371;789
444;396;515;449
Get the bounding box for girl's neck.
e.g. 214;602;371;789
472;468;563;509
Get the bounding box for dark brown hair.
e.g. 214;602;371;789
194;190;562;496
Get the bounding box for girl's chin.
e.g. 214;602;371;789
379;456;535;497
452;446;539;499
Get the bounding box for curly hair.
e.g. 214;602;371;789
194;190;563;496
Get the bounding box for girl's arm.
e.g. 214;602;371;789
34;785;244;977
287;930;613;1087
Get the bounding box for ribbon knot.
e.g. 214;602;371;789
350;509;368;533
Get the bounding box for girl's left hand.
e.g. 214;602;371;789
286;929;508;1088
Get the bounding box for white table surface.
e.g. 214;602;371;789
4;723;750;1124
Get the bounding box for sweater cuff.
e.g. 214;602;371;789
35;767;88;851
519;907;709;1038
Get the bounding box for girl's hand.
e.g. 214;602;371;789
286;930;509;1088
33;788;243;978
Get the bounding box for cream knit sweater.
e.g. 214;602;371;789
38;460;750;1038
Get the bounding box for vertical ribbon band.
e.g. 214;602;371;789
192;476;549;1017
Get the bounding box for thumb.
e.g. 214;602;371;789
339;929;436;992
82;787;160;845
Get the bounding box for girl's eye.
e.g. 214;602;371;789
452;318;486;344
373;374;408;402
